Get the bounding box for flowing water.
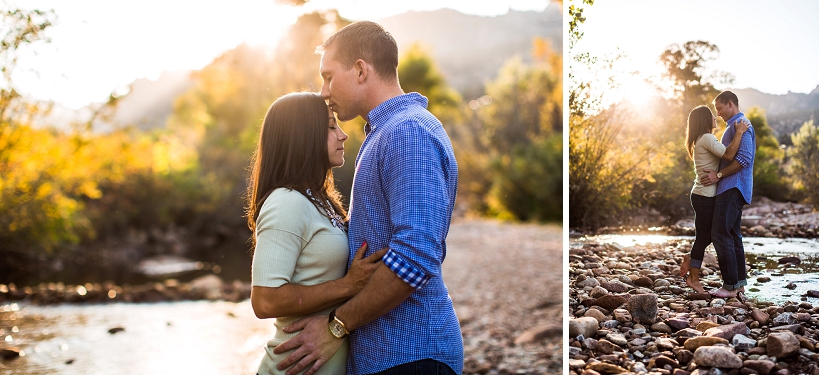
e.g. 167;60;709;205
571;234;819;305
0;300;275;375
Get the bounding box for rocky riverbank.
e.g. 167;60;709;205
569;239;819;375
0;274;251;305
583;198;819;240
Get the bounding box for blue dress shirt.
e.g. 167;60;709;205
346;93;463;374
716;112;755;204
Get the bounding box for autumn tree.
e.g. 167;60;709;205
790;120;819;206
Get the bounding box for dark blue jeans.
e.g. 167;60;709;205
689;193;715;269
368;359;457;375
711;188;747;290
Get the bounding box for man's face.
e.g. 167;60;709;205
320;46;362;122
715;100;733;122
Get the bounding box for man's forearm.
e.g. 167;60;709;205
335;264;415;331
719;159;743;178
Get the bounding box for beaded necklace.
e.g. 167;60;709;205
305;189;347;233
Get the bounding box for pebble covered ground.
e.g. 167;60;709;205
569;237;819;375
444;219;563;375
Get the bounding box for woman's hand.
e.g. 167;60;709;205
735;119;750;133
343;242;388;294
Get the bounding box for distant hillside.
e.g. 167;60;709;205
111;70;194;131
733;86;819;143
379;6;562;98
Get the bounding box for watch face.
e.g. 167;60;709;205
329;320;346;338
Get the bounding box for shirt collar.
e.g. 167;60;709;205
364;92;428;133
727;112;745;126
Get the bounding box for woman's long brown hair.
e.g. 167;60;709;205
685;105;715;160
245;92;347;246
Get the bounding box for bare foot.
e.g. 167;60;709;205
685;275;705;294
680;254;691;278
709;287;738;298
737;291;749;303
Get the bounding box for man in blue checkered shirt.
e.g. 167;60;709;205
272;21;463;375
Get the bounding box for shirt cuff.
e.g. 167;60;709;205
383;249;430;290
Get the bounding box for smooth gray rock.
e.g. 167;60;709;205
693;345;743;368
627;293;658;324
569;317;599;339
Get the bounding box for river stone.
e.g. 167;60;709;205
0;347;21;360
711;298;726;307
794;312;811;322
769;324;802;334
704;322;750;341
601;280;631;293
606;333;628;346
798;336;815;351
696;321;721;332
688;292;711;300
742;359;775;375
693;345;742;368
596;338;620;354
648;354;679;369
757;276;772;282
766;331;799;358
655;337;678;351
807;290;819;298
666;317;689;331
577;278;600;288
616;275;633;284
634;276;654;287
627;294;658;324
595;294;626;311
676;328;702;338
584;308;607;322
568;359;586;370
613;308;632;323
751;309;770;325
773;312;796;325
570;317;600;339
731;334;756;351
513;324;561;345
651;322;673;334
654;278;671;288
684;336;730;351
189;274;224;300
587;362;628;374
590;286;609;298
675;348;694;365
601;319;619;329
778;256;801;265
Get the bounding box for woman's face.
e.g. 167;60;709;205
711;115;717;129
327;106;348;168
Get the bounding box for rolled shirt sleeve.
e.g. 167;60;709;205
733;126;755;168
379;120;451;290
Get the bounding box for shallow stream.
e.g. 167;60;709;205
571;234;819;305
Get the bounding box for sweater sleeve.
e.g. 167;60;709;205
700;133;726;158
251;189;312;288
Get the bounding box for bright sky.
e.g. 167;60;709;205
10;0;551;109
572;0;819;103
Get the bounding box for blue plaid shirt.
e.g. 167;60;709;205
716;112;755;204
346;93;463;374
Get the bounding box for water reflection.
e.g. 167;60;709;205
0;301;274;375
573;234;819;305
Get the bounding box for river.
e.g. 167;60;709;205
572;234;819;305
1;300;273;375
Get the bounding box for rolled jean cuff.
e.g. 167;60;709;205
689;258;703;269
722;280;747;291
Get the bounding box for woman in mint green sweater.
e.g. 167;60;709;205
245;92;386;375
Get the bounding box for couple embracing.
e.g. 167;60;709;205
681;90;756;300
245;21;463;375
